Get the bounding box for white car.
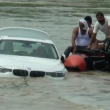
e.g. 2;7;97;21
0;27;68;80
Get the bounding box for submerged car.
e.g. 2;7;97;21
0;27;68;80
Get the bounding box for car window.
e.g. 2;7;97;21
0;40;59;59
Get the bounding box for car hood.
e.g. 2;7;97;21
0;55;64;72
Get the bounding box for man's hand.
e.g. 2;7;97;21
87;45;91;50
72;45;76;53
73;47;76;53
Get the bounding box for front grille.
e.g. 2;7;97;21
30;71;45;77
13;69;45;77
13;69;28;77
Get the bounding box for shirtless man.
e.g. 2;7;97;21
84;16;93;29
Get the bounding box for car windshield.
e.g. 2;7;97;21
0;40;59;59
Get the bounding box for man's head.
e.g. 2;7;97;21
84;16;92;27
79;19;88;31
96;12;105;25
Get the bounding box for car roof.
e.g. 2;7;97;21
0;27;53;44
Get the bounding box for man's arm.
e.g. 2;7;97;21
88;33;97;49
88;21;99;49
71;28;78;52
88;28;93;38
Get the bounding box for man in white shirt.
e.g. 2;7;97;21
88;12;110;50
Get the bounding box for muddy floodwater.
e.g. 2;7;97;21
0;0;110;110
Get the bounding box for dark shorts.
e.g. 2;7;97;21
76;46;87;50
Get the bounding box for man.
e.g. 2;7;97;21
84;16;93;29
61;18;93;63
88;12;110;50
85;16;99;49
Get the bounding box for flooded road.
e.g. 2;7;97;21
0;0;110;110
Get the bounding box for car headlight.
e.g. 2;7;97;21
46;68;68;79
0;67;12;73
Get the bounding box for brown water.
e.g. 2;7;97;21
0;0;110;110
